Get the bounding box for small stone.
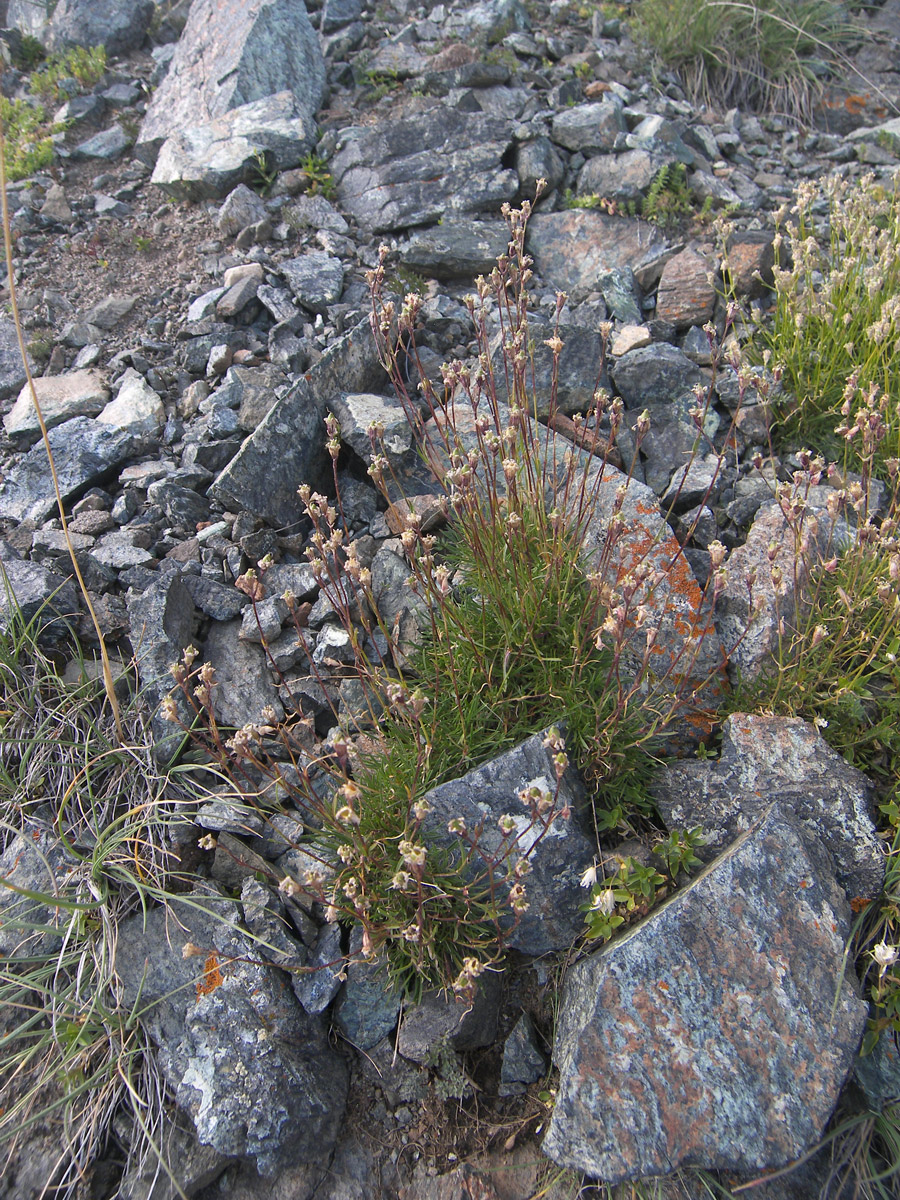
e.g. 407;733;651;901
280;252;345;315
74;126;131;160
40;182;74;224
611;324;652;356
217;183;267;237
499;1013;546;1096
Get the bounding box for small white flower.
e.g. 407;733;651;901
873;941;898;975
580;863;599;888
590;888;617;916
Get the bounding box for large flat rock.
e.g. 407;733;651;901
332;109;517;233
151;92;316;202
526;211;670;296
115;887;347;1175
0;416;135;524
544;804;868;1180
653;712;885;901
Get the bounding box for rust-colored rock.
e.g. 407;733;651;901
654;248;716;330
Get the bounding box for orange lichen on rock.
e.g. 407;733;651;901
196;952;224;999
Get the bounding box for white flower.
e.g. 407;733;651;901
590;888;617;916
873;941;898;976
580;863;599;888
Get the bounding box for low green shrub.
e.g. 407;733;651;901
172;197;726;996
29;44;107;104
0;96;57;181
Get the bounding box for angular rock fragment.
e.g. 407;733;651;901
126;573;197;752
46;0;154;56
201;618;285;727
654;248;717;330
0;817;77;958
151;93;317;202
653;713;884;900
114;887;348;1176
715;496;847;683
0;417;135;524
137;0;325;165
399;219;509;280
332;109;517;233
4;370;110;442
210;316;388;530
527;211;669;296
500;1012;546;1096
420;731;595;955
544;805;868;1180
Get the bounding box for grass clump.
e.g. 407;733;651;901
632;0;858;119
746;171;900;479
0;605;198;1198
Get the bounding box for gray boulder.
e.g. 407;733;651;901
4;369;110;443
399;219;509;281
527;211;670;297
332;109;517;233
46;0;154;56
136;0;325;166
0;545;81;643
126;573;197;757
652;713;884;901
0;416;136;524
150;92;317;202
114;887;348;1175
6;0;51;39
210;315;388;530
201;618;285;727
544;805;868;1180
715;495;847;683
0;818;77;958
610;343;703;407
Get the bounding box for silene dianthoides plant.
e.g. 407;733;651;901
169;194;731;995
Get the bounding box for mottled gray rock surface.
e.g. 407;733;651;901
0;542;80;642
46;0;154;55
653;713;884;900
114;887;348;1175
150;92;317;201
137;0;325;164
332;109;517;232
210;316;387;529
420;731;594;955
4;370;110;442
527;211;670;296
544;805;868;1180
0;416;135;523
0;817;77;958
